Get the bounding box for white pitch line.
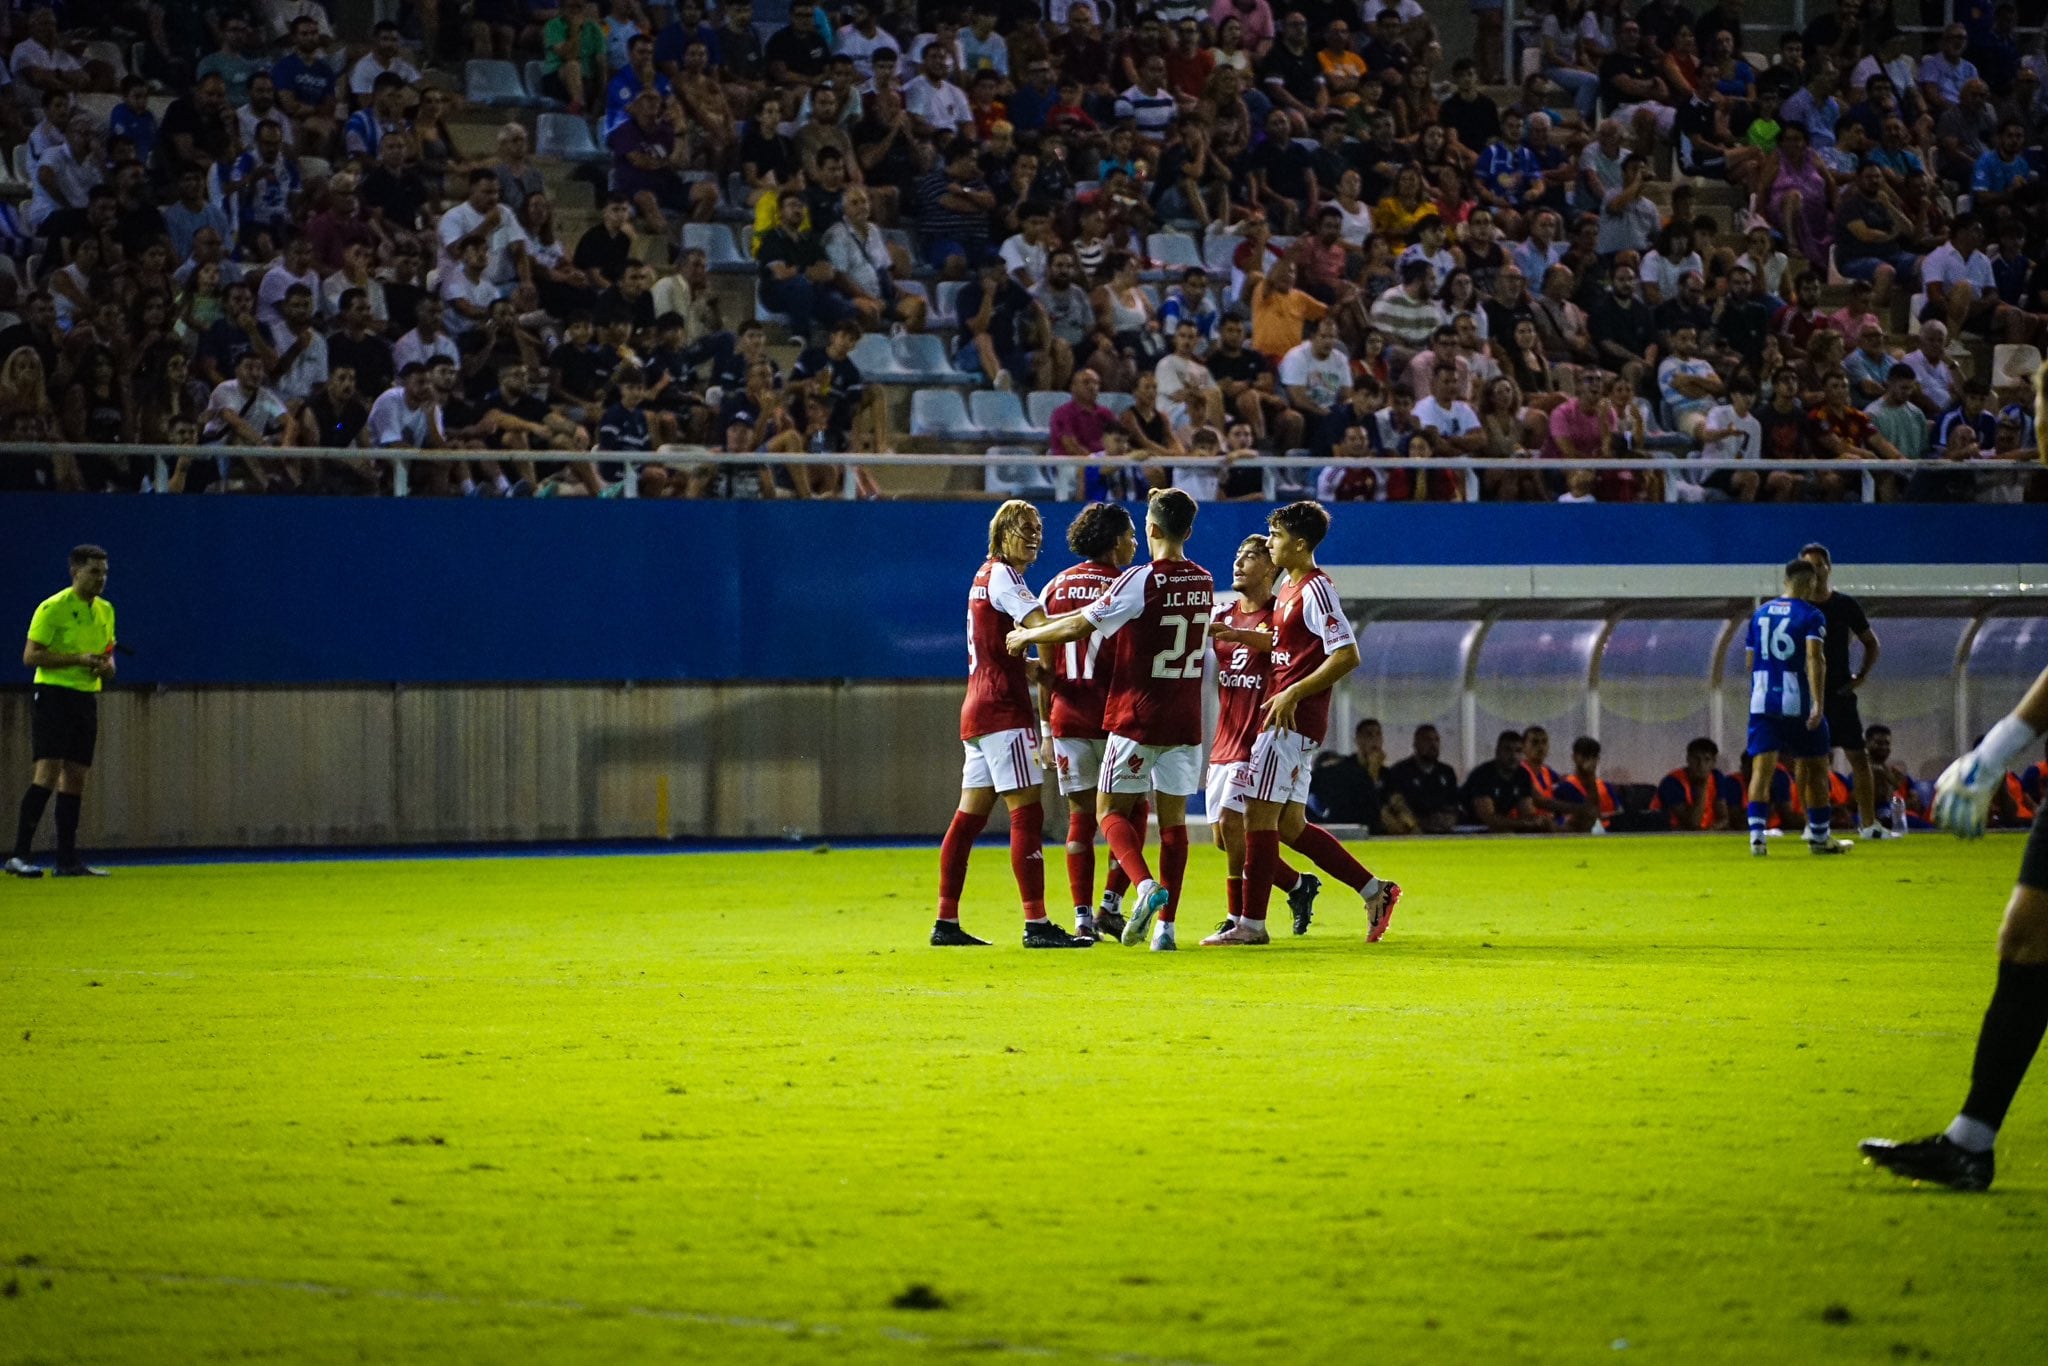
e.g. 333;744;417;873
29;1264;1222;1366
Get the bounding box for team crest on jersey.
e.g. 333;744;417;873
1128;755;1145;772
1154;573;1167;587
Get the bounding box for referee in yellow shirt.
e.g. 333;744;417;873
7;546;115;879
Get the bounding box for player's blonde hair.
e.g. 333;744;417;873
988;499;1039;558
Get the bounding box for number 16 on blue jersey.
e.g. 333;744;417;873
1747;597;1827;718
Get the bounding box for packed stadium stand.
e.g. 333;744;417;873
0;0;2040;502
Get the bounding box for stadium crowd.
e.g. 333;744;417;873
0;0;2041;499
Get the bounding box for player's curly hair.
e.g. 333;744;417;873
1066;502;1133;560
987;499;1040;558
1268;499;1331;550
1147;487;1197;540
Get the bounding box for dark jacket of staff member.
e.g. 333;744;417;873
8;545;115;879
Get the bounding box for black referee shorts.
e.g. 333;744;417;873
30;685;98;766
1823;691;1865;752
2021;802;2048;895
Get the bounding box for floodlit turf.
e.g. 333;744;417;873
5;834;2048;1365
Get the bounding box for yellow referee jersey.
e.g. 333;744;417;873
27;588;116;693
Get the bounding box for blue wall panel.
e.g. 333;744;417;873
0;496;2041;685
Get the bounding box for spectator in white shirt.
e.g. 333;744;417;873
1698;375;1770;502
901;45;973;138
998;203;1055;288
1921;212;2046;343
257;238;322;327
1902;319;1963;416
26;115;97;231
439;238;500;335
1413;362;1484;452
348;22;421;103
437;170;530;287
10;8;91;104
1155;319;1220;427
367;364;443;449
266;284;330;402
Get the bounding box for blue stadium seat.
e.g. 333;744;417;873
910;390;980;440
1203;231;1239;275
985;447;1061;499
466;59;533;107
970;391;1042;441
934;281;967;329
1026;391;1067;430
681;222;749;274
1100;392;1135;417
522;60;565;110
849;333;907;380
1144;232;1201;282
755;295;793;328
893;333;962;382
537;113;606;163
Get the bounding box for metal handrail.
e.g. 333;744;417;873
1;441;2036;503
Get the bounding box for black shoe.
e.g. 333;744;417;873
1095;906;1127;942
930;919;989;946
1023;919;1091;948
51;862;108;878
1288;873;1322;936
1860;1134;1994;1191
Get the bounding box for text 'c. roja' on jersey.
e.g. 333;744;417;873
1267;568;1357;746
961;556;1041;741
1040;559;1119;740
1210;598;1274;765
1084;556;1215;748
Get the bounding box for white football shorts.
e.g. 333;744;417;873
962;727;1042;794
1099;733;1202;797
1245;728;1318;807
1052;736;1105;796
1204;759;1252;819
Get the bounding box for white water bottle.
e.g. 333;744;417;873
1889;794;1907;837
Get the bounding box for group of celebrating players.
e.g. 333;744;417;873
934;491;1397;952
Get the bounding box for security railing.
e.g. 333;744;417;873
0;444;2038;503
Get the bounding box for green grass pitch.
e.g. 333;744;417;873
5;834;2048;1364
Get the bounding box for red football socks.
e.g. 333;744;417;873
1157;824;1188;924
1010;804;1047;920
1226;876;1243;919
1243;829;1281;922
1286;823;1372;893
1100;807;1154;888
1065;809;1097;910
1103;798;1150;894
1272;857;1301;893
936;808;988;919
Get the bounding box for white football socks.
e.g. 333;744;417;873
1945;1115;1997;1154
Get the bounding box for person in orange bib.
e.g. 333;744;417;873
1556;736;1620;832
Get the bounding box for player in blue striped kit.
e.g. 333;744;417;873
1744;559;1852;856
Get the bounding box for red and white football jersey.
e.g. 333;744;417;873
1209;597;1274;765
1266;568;1356;746
1084;556;1215;748
1039;559;1119;740
960;557;1039;741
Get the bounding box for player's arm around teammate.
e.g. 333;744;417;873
1211;501;1401;946
1862;662;2048;1190
932;501;1090;949
8;546;115;879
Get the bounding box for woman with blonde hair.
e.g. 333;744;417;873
1477;375;1549;501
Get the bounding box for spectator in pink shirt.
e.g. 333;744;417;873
1049;367;1116;458
1543;367;1613;481
1210;0;1276;58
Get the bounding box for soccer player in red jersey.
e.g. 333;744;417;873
1207;500;1402;946
1207;534;1322;936
1007;488;1212;952
1035;503;1140;944
932;499;1090;949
